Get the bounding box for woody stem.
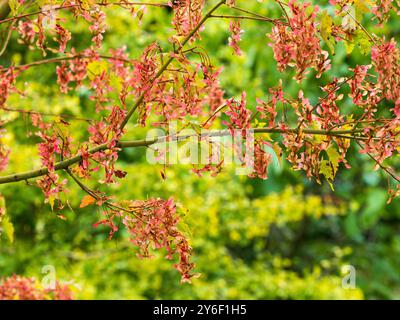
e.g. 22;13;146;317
0;127;371;185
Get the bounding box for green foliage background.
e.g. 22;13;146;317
1;1;400;299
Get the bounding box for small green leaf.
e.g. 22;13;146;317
327;146;340;175
344;33;356;54
87;61;108;80
319;146;341;190
320;160;335;190
355;30;372;55
0;196;14;243
2;216;14;243
110;73;123;93
320;10;335;54
354;0;374;20
344;29;372;55
48;195;55;211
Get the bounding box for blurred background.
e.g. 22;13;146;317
0;1;400;299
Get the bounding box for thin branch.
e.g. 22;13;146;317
231;5;269;19
2;106;94;122
274;0;290;26
343;8;376;45
232;5;287;24
202;103;227;127
209;14;281;24
0;4;77;25
65;167;146;223
1;54;131;71
355;141;400;182
0;20;15;56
